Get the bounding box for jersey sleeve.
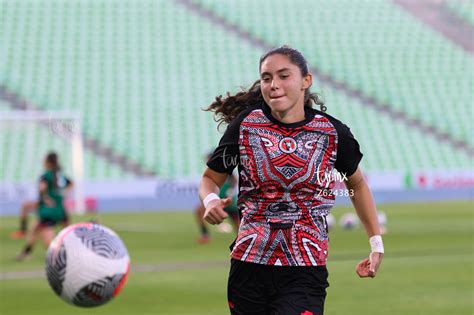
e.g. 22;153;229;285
39;172;50;184
206;118;241;175
334;123;363;177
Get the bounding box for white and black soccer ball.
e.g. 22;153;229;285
339;212;359;230
45;223;130;307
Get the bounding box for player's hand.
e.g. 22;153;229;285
356;252;383;278
44;196;56;207
203;197;231;225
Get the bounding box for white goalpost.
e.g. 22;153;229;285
0;110;86;214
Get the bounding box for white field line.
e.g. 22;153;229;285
1;251;471;281
0;261;229;281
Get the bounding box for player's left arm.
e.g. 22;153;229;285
344;167;384;278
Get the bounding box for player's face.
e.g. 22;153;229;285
44;159;53;170
260;54;312;117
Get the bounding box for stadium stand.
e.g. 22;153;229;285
1;0;472;180
446;0;474;26
1;0;263;178
195;0;473;147
0;102;130;181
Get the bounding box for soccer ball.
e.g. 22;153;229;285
339;212;359;230
45;223;130;307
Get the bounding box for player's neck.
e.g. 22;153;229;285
271;105;305;124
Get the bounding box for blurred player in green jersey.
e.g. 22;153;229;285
16;152;73;261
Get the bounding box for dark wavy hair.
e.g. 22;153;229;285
206;46;326;127
45;151;61;188
45;152;61;172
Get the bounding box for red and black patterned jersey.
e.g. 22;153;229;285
207;102;363;266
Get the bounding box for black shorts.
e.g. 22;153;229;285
228;259;329;315
38;217;69;228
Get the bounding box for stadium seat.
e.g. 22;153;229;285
1;0;471;181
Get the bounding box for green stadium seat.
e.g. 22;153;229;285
1;0;471;181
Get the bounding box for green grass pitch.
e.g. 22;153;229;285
0;201;472;315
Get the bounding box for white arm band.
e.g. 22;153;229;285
369;235;384;253
203;193;220;208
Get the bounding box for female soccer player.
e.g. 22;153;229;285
16;152;73;261
199;46;384;315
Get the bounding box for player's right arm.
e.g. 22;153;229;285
199;168;232;225
202;107;247;225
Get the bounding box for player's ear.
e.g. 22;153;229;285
302;73;312;90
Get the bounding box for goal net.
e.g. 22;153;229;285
0;110;86;214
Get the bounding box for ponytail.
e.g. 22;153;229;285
205;80;262;128
45;152;61;188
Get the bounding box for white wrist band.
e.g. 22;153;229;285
203;193;220;208
369;235;384;253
